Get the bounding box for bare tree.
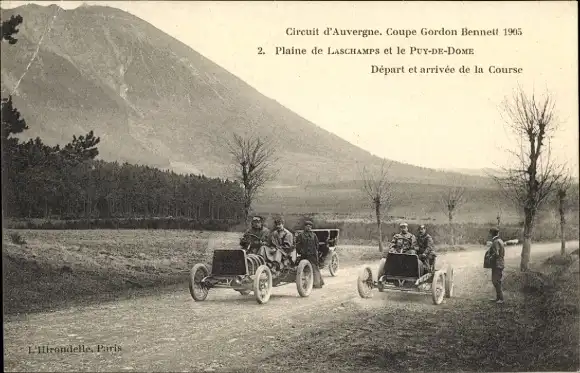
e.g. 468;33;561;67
225;133;278;223
441;185;466;245
556;172;572;256
361;160;394;252
492;86;565;271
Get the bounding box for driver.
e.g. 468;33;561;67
240;216;270;254
258;217;294;271
389;222;417;253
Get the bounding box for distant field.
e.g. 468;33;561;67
255;181;579;226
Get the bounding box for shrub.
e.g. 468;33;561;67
9;232;26;245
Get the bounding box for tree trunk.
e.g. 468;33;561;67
375;201;383;252
521;236;532;272
243;197;251;225
448;210;455;246
520;209;535;271
559;193;566;255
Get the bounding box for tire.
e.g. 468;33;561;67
445;266;454;298
357;265;374;298
377;258;386;292
296;259;314;297
431;270;445;305
329;251;339;277
254;265;272;304
189;263;210;301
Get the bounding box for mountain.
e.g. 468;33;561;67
1;4;495;188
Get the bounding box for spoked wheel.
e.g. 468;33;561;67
431;270;445;305
296;259;314;297
254;265;273;304
189;263;210;301
357;265;374;298
377;258;386;292
445;266;454;298
329;251;339;277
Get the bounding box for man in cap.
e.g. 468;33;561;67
258;217;294;271
487;227;505;304
240;216;270;254
296;220;324;288
416;224;436;271
389;222;417;253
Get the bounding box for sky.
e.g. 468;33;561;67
3;1;579;176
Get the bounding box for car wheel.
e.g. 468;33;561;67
254;265;272;304
357;265;374;298
189;263;210;301
329;251;339;277
296;259;314;297
431;270;445;305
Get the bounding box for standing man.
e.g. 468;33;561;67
488;227;505;304
390;222;417;253
239;216;270;254
296;220;324;288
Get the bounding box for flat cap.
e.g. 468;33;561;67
304;220;314;226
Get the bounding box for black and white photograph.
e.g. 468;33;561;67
2;1;579;372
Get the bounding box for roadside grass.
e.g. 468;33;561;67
252;249;580;373
2;229;238;315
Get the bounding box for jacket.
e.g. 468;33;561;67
296;230;319;256
269;228;294;254
390;232;417;252
489;235;505;269
416;233;435;256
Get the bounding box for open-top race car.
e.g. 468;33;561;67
356;247;454;305
293;228;340;276
188;234;314;305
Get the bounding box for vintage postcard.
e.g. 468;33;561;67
2;1;578;372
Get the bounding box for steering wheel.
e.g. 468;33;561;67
243;233;261;240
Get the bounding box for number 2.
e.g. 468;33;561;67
257;47;265;55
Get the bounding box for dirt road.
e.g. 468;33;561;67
3;241;575;372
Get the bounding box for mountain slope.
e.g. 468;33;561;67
1;4;494;187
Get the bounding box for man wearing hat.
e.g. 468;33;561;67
240;216;270;254
389;222;417;253
487;227;505;304
296;220;324;288
416;224;436;270
258;217;294;271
